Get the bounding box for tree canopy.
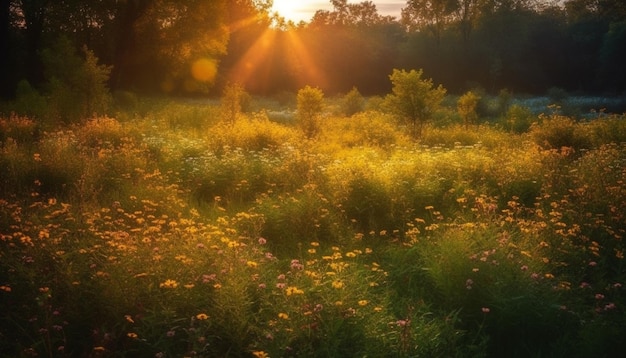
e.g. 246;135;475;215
2;0;625;98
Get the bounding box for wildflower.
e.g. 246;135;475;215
252;351;270;358
595;293;605;300
310;241;319;247
0;285;11;292
159;279;178;289
374;306;383;312
285;286;304;296
358;300;368;306
331;280;344;289
278;313;289;320
196;313;209;320
466;279;474;289
124;315;134;323
258;237;267;245
276;283;286;289
93;347;106;352
396;319;409;327
290;259;303;270
127;332;138;339
481;307;490;313
604;303;616;310
213;283;222;289
308;249;316;254
246;261;258;268
166;330;175;337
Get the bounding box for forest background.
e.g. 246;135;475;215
1;0;625;101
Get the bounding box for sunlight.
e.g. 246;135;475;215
271;0;311;22
227;26;327;92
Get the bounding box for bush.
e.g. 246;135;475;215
40;36;112;123
502;104;535;133
297;85;325;139
530;115;592;150
457;91;481;129
341;87;365;117
384;69;446;138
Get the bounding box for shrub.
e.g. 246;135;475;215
503;104;535;133
12;80;47;119
457;91;481;129
384;69;446;138
220;82;249;125
341;87;365;117
41;36;112;123
530;115;592;150
297;85;325;139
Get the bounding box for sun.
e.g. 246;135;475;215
271;0;309;22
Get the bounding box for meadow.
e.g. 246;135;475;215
1;94;626;357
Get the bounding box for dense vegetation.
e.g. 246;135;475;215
2;0;626;98
2;0;625;357
1;81;626;356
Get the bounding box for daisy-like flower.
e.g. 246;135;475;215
196;313;209;320
159;279;178;289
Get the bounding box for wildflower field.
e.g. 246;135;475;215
1;97;626;357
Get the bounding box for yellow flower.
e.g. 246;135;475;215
252;351;270;358
307;248;316;254
331;280;344;289
196;313;209;320
285;286;304;296
127;332;138;339
246;260;258;268
358;300;368;306
159;279;178;289
278;312;289;320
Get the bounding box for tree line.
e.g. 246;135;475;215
1;0;625;100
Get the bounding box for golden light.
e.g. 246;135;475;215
191;58;218;82
271;0;308;22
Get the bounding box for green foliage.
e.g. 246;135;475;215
40;36;112;123
297;85;325;139
341;86;365;117
13;80;47;119
530;114;592;150
457;91;481;129
503;104;535;133
385;69;446;138
220;82;249;124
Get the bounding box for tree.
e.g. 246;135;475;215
401;0;459;44
385;69;446;138
297;85;325;139
457;91;480;128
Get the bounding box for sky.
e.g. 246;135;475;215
270;0;406;23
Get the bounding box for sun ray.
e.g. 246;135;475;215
227;26;327;93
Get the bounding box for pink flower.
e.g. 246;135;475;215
258;237;267;245
595;293;605;300
481;307;490;313
604;303;616;310
396;319;409;327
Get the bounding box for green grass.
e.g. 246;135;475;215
1;98;625;357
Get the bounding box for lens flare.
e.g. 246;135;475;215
191;58;218;82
